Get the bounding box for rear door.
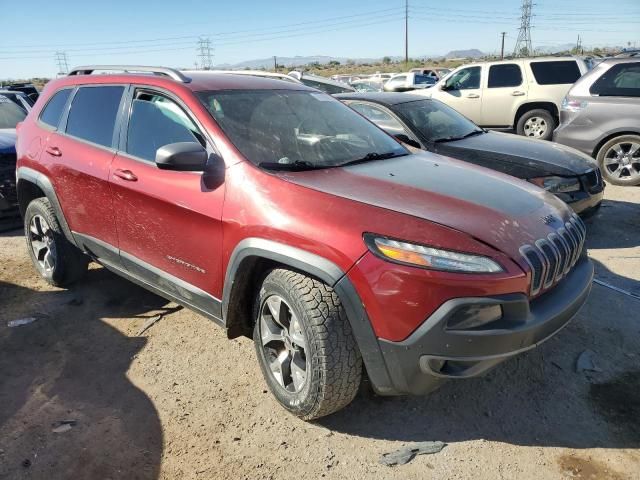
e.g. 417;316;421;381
527;60;583;106
46;85;125;264
110;86;225;319
481;63;527;127
431;66;483;123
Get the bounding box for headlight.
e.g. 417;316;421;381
364;234;503;273
529;176;581;193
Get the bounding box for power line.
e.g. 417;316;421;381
514;0;534;56
405;0;409;64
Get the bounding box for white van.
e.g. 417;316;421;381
411;57;589;140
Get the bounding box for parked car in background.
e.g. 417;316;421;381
350;79;384;92
554;58;640;186
288;71;355;94
16;65;592;420
0;97;26;227
409;68;451;80
369;72;395;83
2;82;40;103
330;74;362;84
384;72;437;92
0;90;34;112
338;92;603;215
411;57;589;140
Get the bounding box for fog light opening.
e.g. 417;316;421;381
446;304;503;331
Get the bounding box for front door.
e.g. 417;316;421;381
110;87;225;319
432;66;483;123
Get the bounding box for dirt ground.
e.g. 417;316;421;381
1;185;639;480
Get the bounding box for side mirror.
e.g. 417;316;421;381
156;142;208;171
394;133;421;149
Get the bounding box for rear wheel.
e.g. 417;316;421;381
24;198;89;287
596;135;640;186
516;109;556;140
253;269;362;420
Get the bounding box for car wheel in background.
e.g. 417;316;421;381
24;198;89;287
516;109;556;140
253;269;362;420
596;135;640;186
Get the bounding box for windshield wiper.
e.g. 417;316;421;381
339;151;407;167
258;160;327;171
433;129;485;143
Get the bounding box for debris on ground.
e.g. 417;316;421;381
51;420;77;433
7;317;37;328
379;441;446;466
576;350;603;373
137;314;164;336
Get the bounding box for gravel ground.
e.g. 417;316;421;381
0;185;639;480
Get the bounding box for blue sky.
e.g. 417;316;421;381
1;0;639;79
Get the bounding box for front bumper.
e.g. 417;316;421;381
375;257;593;395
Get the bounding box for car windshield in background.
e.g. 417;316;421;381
414;75;436;85
198;89;407;169
0;96;27;129
394;99;481;142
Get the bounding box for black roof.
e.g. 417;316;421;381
334;92;429;106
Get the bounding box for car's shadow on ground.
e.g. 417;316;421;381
320;258;640;450
584;198;639;250
0;268;169;479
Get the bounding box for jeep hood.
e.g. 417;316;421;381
280;152;573;261
433;131;598;179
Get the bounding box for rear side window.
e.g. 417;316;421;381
39;89;72;128
530;61;581;85
488;64;522;88
66;86;124;147
590;62;640;97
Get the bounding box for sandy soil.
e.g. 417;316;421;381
1;185;639;480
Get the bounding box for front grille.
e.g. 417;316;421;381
520;214;586;296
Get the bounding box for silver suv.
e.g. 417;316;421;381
554;58;640;186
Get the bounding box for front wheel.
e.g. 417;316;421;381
253;269;362;420
516;109;556;140
596;135;640;186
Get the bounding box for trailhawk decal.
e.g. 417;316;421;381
166;255;206;274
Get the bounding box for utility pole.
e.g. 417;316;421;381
54;51;69;76
404;0;409;65
513;0;533;57
273;56;277;71
500;32;507;59
197;37;214;70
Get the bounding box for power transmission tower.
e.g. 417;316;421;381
54;51;69;76
513;0;533;57
197;37;214;70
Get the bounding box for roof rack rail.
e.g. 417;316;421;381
68;65;191;83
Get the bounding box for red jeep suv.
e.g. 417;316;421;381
16;66;593;420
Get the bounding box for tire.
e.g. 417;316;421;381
253;269;362;420
516;109;556;140
24;197;89;287
596;135;640;186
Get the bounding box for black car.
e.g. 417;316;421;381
0;97;25;228
337;92;604;216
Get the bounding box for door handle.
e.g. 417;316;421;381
113;169;138;182
466;93;480;99
511;91;525;96
45;146;62;157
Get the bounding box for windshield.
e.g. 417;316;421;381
198;89;407;169
394;99;482;142
0;96;27;129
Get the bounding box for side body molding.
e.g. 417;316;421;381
16;166;78;247
223;238;396;394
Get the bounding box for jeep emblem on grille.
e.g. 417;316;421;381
541;214;558;225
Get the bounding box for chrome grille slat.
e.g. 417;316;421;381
521;215;587;296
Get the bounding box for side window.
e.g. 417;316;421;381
590;62;640;97
66;86;124;147
530;61;581;85
39;89;72;129
488;64;523;88
126;91;204;162
446;67;481;90
350;103;405;134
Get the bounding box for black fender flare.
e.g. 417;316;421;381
222;238;397;395
16;166;78;247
